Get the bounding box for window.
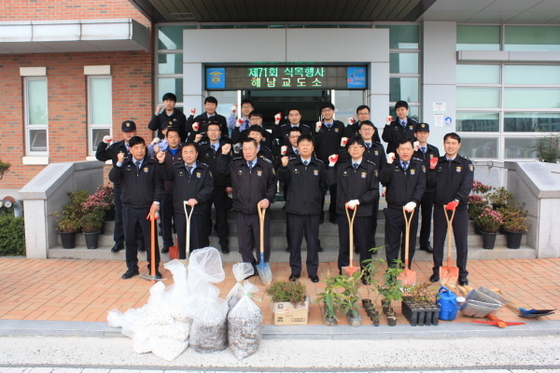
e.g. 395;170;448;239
88;76;112;154
24;77;48;155
456;25;500;51
505;26;560;52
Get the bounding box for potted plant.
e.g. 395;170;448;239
52;191;89;249
315;273;341;326
529;134;560;163
377;264;404;326
266;280;309;325
402;282;440;326
474;208;503;250
79;210;105;249
499;206;530;249
361;250;385;325
82;190;111;234
487;186;514;210
91;184;115;221
467;194;487;222
337;271;362;327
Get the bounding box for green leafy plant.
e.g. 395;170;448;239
0;159;11;181
52;191;89;233
0;215;25;256
361;247;386;301
315;273;342;320
487;187;514;208
79;210;105;233
403;282;439;305
530;134;560;163
336;271;362;317
266;280;306;305
499;206;530;233
475;207;503;233
468;194;488;220
377;263;404;307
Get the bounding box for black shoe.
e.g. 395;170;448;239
221;247;230;254
138;247;146;252
309;274;319;283
161;246;169;254
362;277;370;285
285;247;291;253
111;243;124;253
317;246;324;253
155;271;162;280
458;277;468;286
121;268;139;279
329;214;337;224
289;274;300;282
420;245;434;254
354;247;359;254
429;271;440;283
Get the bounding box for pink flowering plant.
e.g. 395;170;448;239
79;185;113;233
468;194;488;220
474;208;503;233
472;180;492;195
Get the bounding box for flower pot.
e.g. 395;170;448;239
386;311;397;326
402;300;440;327
361;298;373;307
506;230;523;249
84;232;100;250
59;231;76;249
324;316;337;326
371;313;380;326
481;232;497;250
473;222;482;235
346;312;362;327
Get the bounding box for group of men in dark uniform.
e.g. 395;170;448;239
97;93;473;286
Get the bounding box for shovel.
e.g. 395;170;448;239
141;211;163;281
180;201;194;266
494;289;556;318
472;313;525;328
168;237;179;260
440;205;459;285
256;204;272;285
398;207;416;286
342;204;359;277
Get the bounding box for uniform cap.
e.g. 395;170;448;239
121;120;137;132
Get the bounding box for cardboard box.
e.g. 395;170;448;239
271;296;309;325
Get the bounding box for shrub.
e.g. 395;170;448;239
0;215;25;256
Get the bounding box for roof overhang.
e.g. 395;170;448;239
0;19;150;54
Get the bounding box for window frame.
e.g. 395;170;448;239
87;75;113;155
24;76;49;156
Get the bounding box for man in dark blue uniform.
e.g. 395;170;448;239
382;100;418;155
109;136;163;279
277;134;327;283
326;135;379;280
187;96;228;142
216;138;277;268
379;138;426;268
428;132;474;286
148;92;188;142
413;122;440;254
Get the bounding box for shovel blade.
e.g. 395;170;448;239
257;253;272;285
342;265;360;277
169;243;179;260
398;268;416;286
440;266;459;285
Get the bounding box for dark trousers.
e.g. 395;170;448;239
419;191;434;248
320;185;338;221
338;215;372;271
113;186;125;245
202;188;230;250
175;212;203;259
122;206;160;272
160;193;175;248
384;207;419;268
236;211;270;265
369;198;380;249
433;205;469;277
287;213;320;277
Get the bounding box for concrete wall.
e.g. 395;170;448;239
18;161;105;259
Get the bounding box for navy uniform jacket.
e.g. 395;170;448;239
216;154;277;215
160;146;183;194
197;137;232;189
313;120;346;163
158;161;214;215
96;140;127;165
231;126;273;150
413;143;440;193
109;156;163;208
148;109;188;142
428;154;474;207
382;117;418;154
273;123;312;149
326;159;379;217
379;156;426;209
339;142;386;172
277;157;327;216
187;112;228;141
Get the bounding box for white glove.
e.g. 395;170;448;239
151;137;161;145
347;199;360;210
340;137;348;147
413;141;420;151
103;135;112;144
386;115;393;125
231;105;237;114
192;122;200;131
328;154;338;167
281;145;288;155
236;118;244;128
315;121;322;133
382;187;387;197
348;117;355;125
387;152;395;164
404;201;417;212
189;108;196;116
274;112;282;125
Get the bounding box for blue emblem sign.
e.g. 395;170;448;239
206;68;226;89
347;67;366;88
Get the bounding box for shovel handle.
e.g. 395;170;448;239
257;204;266;255
345;204;358;264
443;206;456;262
487;313;507;328
183;201;194;256
402;207;414;266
